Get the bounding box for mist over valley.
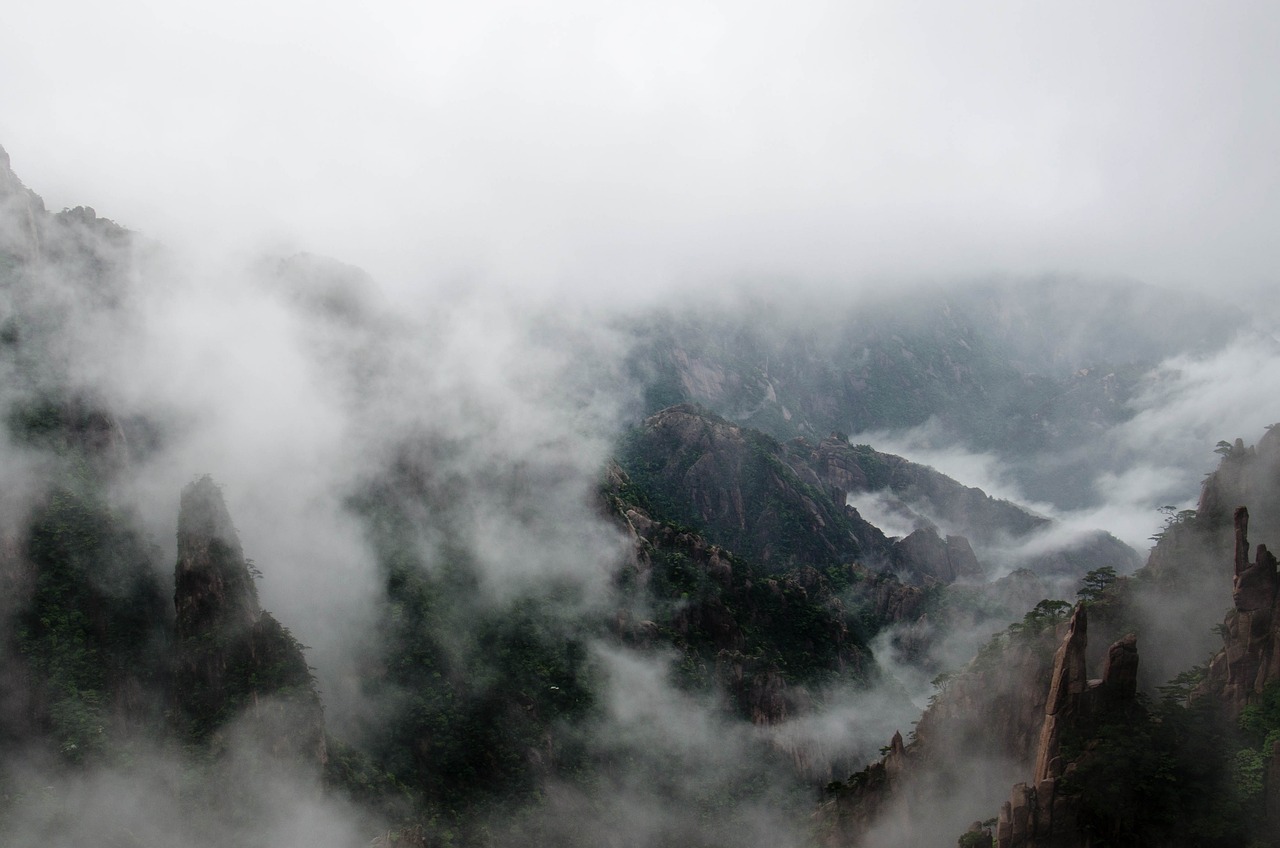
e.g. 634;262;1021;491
4;4;1280;846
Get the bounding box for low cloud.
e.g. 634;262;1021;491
852;332;1280;558
6;4;1280;298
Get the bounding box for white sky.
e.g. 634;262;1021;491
3;1;1279;299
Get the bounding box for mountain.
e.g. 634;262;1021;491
173;475;327;761
625;285;1245;508
618;404;1136;585
0;141;1266;848
822;423;1280;847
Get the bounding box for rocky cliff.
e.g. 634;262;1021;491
625;285;1242;509
1200;506;1280;716
1130;426;1280;689
0;142;46;263
992;605;1139;848
0;143;133;308
965;426;1280;848
174;476;327;766
618;405;893;573
787;434;1046;544
620;407;1136;590
819;606;1071;847
787;434;1139;581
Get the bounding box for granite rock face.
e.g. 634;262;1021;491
1202;506;1280;716
891;527;983;586
620;405;892;573
819;617;1065;848
995;604;1139;848
0;143;45;262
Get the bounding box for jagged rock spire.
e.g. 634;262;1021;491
174;475;261;641
999;605;1140;848
1034;603;1087;783
1208;506;1280;715
1237;506;1252;577
172;476;326;765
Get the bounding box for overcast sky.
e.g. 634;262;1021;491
3;1;1279;299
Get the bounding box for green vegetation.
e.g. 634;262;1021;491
1077;566;1118;605
1060;690;1247;846
349;482;601;824
1007;599;1074;638
958;829;992;848
1150;505;1198;543
15;471;169;762
965;598;1074;674
646;545;861;689
1042;675;1280;847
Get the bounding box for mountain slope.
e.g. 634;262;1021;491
625;286;1244;509
827;423;1280;847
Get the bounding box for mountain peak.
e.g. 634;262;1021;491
172;476;326;763
174;475;260;641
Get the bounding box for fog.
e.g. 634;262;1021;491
4;3;1280;846
856;330;1280;556
4;2;1280;297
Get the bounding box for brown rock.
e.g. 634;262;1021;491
1035;605;1087;783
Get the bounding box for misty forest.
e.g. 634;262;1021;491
4;5;1280;848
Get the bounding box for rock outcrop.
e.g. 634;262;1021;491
0;142;45;263
1203;506;1280;716
789;434;1139;582
792;434;1047;545
1032;605;1089;784
995;605;1139;848
820;616;1067;847
619;405;893;572
825;602;1140;848
174;476;327;766
1131;428;1280;688
891;528;983;585
0;143;134;308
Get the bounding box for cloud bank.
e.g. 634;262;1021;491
3;2;1280;298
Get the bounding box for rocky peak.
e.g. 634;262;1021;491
1136;432;1280;688
884;730;907;782
1033;604;1088;783
0;142;132;297
0;143;23;195
1204;505;1280;717
619;405;892;572
174;476;261;642
996;604;1139;848
821;613;1067;847
0;143;45;261
891;527;983;586
1233;506;1279;613
172;476;325;765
